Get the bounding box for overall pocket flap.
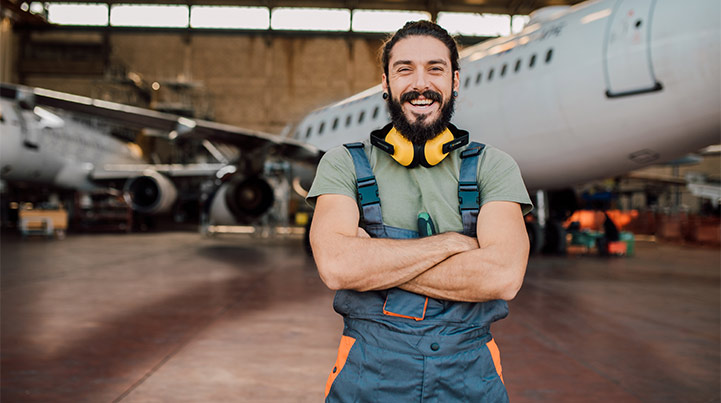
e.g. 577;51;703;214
382;288;428;321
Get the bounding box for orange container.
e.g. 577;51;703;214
607;241;627;255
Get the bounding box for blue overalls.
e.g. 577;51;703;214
324;142;510;402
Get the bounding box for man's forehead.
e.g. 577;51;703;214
388;35;451;65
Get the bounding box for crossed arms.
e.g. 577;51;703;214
309;193;530;302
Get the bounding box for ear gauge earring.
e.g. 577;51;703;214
453;90;459;97
382;92;389;99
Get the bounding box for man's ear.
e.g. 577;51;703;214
453;70;460;92
382;74;388;92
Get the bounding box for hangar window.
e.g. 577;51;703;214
372;106;379;119
514;59;521;72
191;6;269;29
529;54;537;68
464;77;470;88
332;118;339;130
319;122;325;135
488;68;494;81
358;111;365;124
353;10;431;32
111;4;189;27
48;3;109;26
545;49;553;63
272;8;350;31
500;64;507;77
305;126;312;138
475;72;482;84
346;114;352;127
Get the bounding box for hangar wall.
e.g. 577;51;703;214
12;28;386;134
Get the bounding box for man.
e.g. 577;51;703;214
307;20;533;402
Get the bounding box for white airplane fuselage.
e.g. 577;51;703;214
295;0;720;191
0;99;141;191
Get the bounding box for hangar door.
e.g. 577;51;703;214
603;0;663;97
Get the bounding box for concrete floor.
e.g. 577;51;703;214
1;232;719;402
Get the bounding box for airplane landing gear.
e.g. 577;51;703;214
542;220;567;255
525;220;544;255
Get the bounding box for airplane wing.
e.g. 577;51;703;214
90;163;228;180
0;83;321;166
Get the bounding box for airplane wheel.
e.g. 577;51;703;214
542;221;567;255
526;221;544;255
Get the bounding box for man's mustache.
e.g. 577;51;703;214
399;90;442;104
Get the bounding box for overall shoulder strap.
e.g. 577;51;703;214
458;142;485;237
343;143;384;232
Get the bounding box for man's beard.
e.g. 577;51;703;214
387;89;455;145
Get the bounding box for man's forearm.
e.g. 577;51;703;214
312;230;476;292
398;240;529;302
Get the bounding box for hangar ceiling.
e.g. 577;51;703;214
4;0;584;18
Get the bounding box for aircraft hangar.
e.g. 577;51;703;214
1;0;719;401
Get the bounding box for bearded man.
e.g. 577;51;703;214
307;20;533;402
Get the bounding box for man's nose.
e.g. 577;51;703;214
412;70;430;91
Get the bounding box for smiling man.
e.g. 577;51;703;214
307;21;533;402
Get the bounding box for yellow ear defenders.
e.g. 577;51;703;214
370;123;469;168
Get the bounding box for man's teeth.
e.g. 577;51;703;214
410;99;433;106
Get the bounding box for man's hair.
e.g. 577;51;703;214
381;20;460;78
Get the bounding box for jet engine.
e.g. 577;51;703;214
208;176;275;225
123;171;178;214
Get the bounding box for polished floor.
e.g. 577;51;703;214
1;232;719;402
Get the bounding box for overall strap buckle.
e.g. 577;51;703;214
357;176;380;206
458;181;480;211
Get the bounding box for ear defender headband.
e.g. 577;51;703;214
370;123;469;168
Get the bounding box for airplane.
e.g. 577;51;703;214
0;84;321;231
292;0;720;252
2;0;719;253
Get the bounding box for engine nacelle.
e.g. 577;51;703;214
209;176;275;225
123;171;178;214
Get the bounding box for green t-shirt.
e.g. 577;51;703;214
307;138;533;234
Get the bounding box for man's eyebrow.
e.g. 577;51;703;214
392;60;413;67
392;59;448;68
